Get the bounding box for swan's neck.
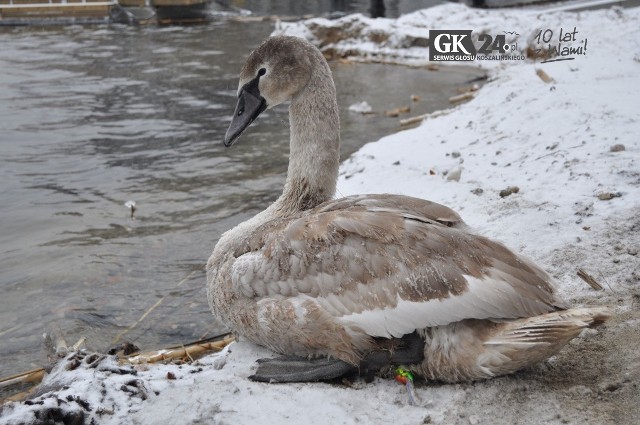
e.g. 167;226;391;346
212;62;340;258
274;65;341;216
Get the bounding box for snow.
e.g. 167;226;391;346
2;4;639;425
348;101;373;114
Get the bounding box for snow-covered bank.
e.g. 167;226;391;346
274;3;638;69
2;4;639;425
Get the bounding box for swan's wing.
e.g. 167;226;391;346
232;197;566;339
315;194;465;228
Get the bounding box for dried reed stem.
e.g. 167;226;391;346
123;335;235;365
0;368;45;389
112;268;201;344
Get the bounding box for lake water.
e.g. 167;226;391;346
0;1;483;379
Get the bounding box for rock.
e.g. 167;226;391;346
212;354;227;370
609;144;626;152
471;188;483;195
446;166;463;182
574;201;594;217
598;381;623;392
499;186;520;198
567;385;592;397
469;415;480;425
451;151;461;158
596;191;622;201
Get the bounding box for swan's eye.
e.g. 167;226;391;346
258;68;266;77
237;96;245;116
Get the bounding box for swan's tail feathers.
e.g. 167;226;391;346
487;307;611;345
579;307;611;327
478;307;611;376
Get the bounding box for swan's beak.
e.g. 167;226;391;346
224;79;267;147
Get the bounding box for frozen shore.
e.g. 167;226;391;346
2;4;639;425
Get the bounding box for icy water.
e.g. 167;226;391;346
0;6;483;378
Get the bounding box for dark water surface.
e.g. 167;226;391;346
0;6;482;378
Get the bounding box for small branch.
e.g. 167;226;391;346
399;109;452;126
535;68;555;84
577;268;604;291
449;91;476;103
384;106;410;117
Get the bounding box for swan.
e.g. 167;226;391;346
206;36;609;383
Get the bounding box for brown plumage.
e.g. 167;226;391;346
207;36;609;382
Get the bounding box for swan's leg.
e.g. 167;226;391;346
249;333;425;383
359;332;425;380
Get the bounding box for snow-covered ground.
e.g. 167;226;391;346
2;4;639;425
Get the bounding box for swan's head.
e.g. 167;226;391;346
223;36;315;147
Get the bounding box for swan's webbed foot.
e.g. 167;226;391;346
249;333;425;383
249;356;356;383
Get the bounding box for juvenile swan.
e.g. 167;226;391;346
207;36;609;383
